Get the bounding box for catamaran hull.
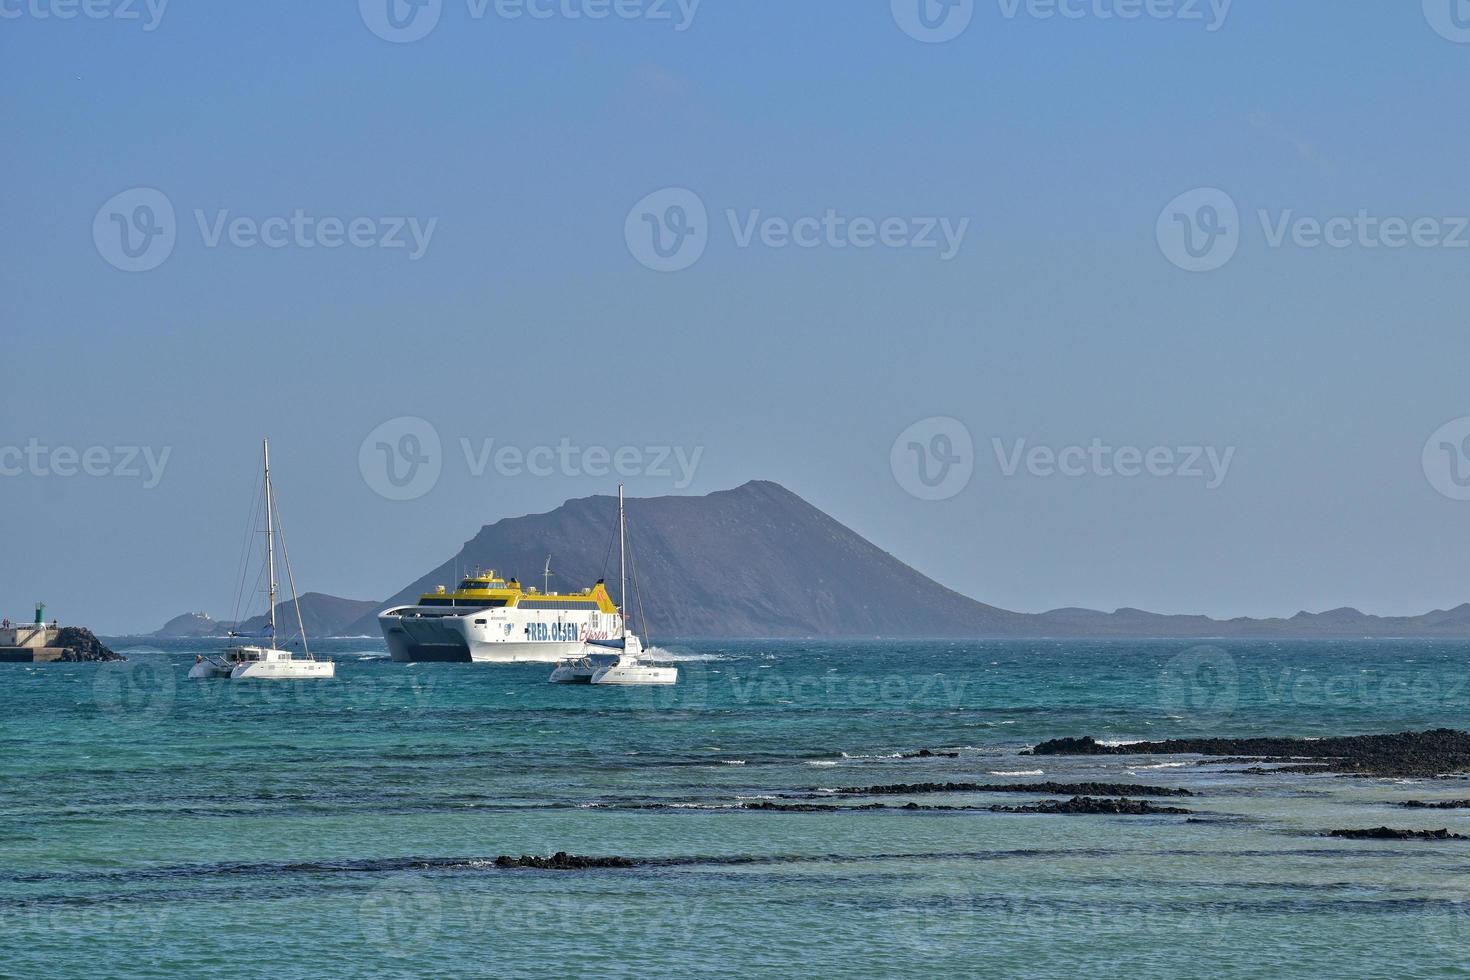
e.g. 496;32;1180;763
231;660;336;680
591;663;679;685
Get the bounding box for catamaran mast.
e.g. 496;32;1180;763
619;484;627;640
264;437;276;643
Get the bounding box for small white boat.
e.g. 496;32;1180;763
191;439;335;682
227;645;336;680
548;487;677;687
548;649;622;684
590;658;678;686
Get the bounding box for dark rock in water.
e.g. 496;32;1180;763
493;852;635;870
54;628;125;662
740;800;993;813
901;749;960;759
742;801;889;812
1328;827;1468;841
834;781;1193;798
1026;729;1470;778
991;796;1192;816
1399;800;1470;809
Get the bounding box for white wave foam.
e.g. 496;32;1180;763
639;647;729;663
989;769;1044;777
721;760;747;766
807;760;839;767
1096;739;1145;747
1134;762;1190;769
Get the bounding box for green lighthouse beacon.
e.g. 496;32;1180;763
35;602;44;627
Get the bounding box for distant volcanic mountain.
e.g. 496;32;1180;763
341;480;1470;639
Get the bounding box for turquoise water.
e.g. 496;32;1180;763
4;638;1470;978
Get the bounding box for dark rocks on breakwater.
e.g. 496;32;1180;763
738;801;987;813
1328;827;1468;841
743;801;885;812
832;781;1193;798
492;852;635;870
1400;800;1470;809
1027;730;1470;778
54;627;125;662
900;749;960;759
590;800;988;813
991;796;1193;816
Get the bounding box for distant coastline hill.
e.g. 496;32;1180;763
332;480;1470;639
153;594;380;639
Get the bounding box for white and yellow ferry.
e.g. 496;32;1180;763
378;572;625;663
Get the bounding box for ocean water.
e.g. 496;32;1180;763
3;638;1470;978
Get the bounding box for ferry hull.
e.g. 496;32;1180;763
380;611;606;664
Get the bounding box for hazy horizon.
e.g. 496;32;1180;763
6;2;1470;633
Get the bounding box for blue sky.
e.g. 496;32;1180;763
5;1;1470;633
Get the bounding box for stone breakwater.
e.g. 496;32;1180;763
829;781;1194;798
492;853;635;870
1328;827;1469;841
53;627;125;662
989;797;1193;816
1027;730;1470;778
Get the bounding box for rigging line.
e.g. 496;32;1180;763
232;560;268;636
228;455;265;629
270;484;311;659
627;508;652;648
598;498;618;586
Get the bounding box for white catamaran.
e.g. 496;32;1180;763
549;485;677;686
188;439;335;681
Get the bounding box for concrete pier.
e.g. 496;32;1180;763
0;609;64;662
